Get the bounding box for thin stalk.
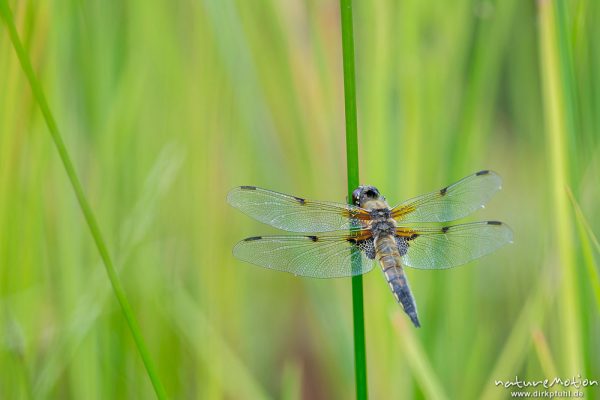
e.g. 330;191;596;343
391;314;447;400
339;0;368;398
0;3;167;399
555;0;581;185
531;328;559;379
566;186;600;312
538;0;581;376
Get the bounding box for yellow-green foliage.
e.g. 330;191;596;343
0;0;598;399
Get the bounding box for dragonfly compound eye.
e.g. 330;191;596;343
352;188;362;205
364;188;379;198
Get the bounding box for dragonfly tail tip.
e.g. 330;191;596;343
409;313;421;328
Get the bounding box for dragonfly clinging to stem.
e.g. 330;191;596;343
227;170;513;327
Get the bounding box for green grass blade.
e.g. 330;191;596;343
531;328;559;378
538;0;582;376
478;278;552;400
391;313;448;400
339;0;367;398
32;146;182;397
0;2;167;398
567;186;600;312
168;289;271;400
555;0;581;185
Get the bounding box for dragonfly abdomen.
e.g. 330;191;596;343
375;235;421;328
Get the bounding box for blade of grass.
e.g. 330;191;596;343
2;311;34;400
566;186;600;312
0;3;166;398
33;145;182;397
281;360;302;400
478;275;552;400
555;0;581;186
391;312;448;400
566;186;600;253
538;0;582;376
531;328;559;379
201;0;287;180
339;0;367;398
168;288;271;400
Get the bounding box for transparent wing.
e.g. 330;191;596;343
391;170;503;223
227;186;369;233
232;233;375;278
398;221;513;269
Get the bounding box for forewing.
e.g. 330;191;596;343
227;186;368;232
391;170;503;223
398;221;513;269
232;233;375;278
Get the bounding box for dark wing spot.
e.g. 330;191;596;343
240;185;256;190
487;220;502;225
308;235;318;242
476;170;490;176
395;236;409;256
441;226;450;233
293;196;306;205
356;237;376;259
440;186;448;196
408;233;419;240
347;238;357;244
244;236;262;241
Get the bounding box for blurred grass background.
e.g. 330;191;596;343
0;0;599;399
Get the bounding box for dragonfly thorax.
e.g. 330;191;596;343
371;220;397;238
369;208;391;220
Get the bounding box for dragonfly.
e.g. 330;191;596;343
227;170;513;327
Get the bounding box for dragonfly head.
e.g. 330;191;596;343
352;185;381;207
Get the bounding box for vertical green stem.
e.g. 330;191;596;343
538;0;581;376
0;3;167;399
339;0;368;398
